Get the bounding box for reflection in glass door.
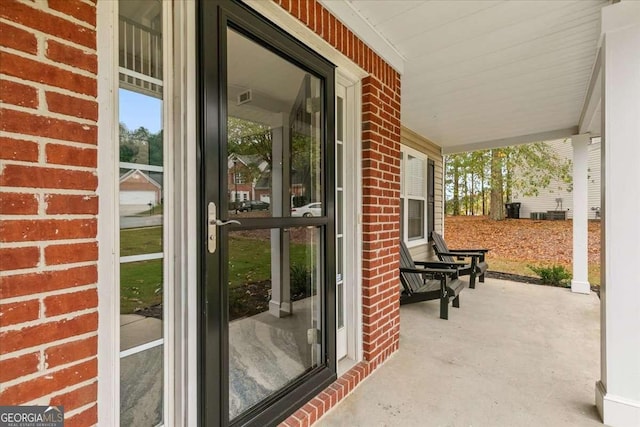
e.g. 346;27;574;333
200;19;336;424
117;1;165;425
225;28;327;421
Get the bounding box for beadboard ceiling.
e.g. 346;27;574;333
321;0;608;153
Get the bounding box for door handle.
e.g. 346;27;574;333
213;219;241;226
208;203;242;253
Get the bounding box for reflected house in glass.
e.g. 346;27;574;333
227;153;268;203
119;169;162;207
228;153;311;206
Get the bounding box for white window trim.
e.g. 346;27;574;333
401;145;429;248
336;73;363;374
97;1;195;425
97;2;120;425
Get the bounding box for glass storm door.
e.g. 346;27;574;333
199;2;336;425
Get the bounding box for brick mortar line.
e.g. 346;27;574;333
0;187;98;196
0;102;98;127
0;46;97;83
0;261;97;280
0;157;98;172
59;401;97;422
77;0;96;8
0;74;98;102
2;280;98;300
1;145;98;163
0;213;98;220
0;330;98;362
0;240;96;255
0;307;98;335
2;3;96;33
0;353;97;392
0;283;99;305
26;379;96;405
24;380;97;415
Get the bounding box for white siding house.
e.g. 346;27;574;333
513;139;601;220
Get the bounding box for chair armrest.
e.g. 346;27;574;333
449;248;490;253
400;266;456;276
415;260;467;268
436;251;485;259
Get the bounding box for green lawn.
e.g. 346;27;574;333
120;226;162;256
228;235;311;288
121;259;163;314
119;227;313;314
120;226;163;314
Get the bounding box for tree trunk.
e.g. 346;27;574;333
504;153;512;203
481;167;486;215
453;167;460;215
470;172;475;215
490;149;505;220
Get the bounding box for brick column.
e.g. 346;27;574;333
0;0;99;424
361;73;401;364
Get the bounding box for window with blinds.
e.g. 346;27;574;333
400;147;431;243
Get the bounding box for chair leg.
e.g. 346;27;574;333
440;296;448;320
452;295;460;308
479;272;485;283
469;271;476;289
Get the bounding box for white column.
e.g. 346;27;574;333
596;2;640;427
571;134;591;294
269;126;292;317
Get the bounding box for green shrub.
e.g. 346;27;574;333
290;264;311;297
528;264;572;287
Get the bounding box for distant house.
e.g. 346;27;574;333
119;169;162;206
227;154;269;202
228;153;310;205
512;139;601;220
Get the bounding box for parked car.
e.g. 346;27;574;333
238;200;269;212
291;202;322;217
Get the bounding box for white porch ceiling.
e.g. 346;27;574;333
322;0;608;153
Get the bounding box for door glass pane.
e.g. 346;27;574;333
228;227;323;419
120;346;163;426
118;1;164;424
227;29;322;218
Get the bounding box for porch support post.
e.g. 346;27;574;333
570;133;591;294
269;126;292;317
596;2;640;426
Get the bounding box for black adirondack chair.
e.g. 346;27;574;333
431;231;489;289
399;240;467;320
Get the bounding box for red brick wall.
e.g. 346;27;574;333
0;0;400;425
272;1;402;425
0;0;98;425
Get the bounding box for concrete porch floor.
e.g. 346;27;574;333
318;278;602;427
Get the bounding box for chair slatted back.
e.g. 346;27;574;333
399;240;423;294
432;232;454;263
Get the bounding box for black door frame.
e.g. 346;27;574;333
197;1;337;425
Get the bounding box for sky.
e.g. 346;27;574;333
119;88;162;133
